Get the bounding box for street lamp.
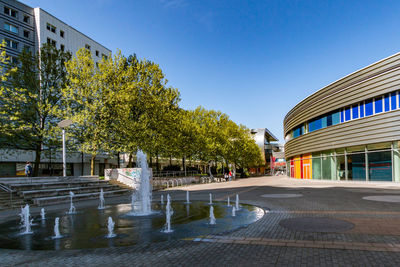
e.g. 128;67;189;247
57;119;73;177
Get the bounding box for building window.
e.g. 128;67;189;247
60;30;64;38
360;102;365;118
384;94;390;112
4;23;18;34
46;23;56;33
293;125;303;138
5;39;18;49
23;30;29;38
10;56;19;64
365;99;373;116
85;44;91;50
23;15;29;23
96;50;99;57
374;96;383;114
344;107;351;121
340;109;344;123
102;53;108;60
352;104;359;119
60;44;65;51
47;37;56;47
4;7;17;17
330;110;340;126
23;45;31;52
391;92;397;111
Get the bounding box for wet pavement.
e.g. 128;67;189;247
2;176;400;266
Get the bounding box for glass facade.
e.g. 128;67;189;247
287;89;399;141
288;141;400;182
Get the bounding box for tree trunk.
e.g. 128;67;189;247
156;154;159;173
182;156;186;175
49;148;52;176
90;154;96;176
81;152;84;175
117;152;120;168
149;155;153;168
128;153;133;168
33;142;41;177
169;155;172;166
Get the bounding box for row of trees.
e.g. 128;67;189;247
0;43;263;176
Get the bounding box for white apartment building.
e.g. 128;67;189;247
0;0;114;177
33;7;110;61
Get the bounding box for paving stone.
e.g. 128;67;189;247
2;176;400;266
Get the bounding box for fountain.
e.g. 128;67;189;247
209;206;216;225
19;204;33;234
209;193;213;205
98;188;105;210
40;208;46;220
227;196;231;207
162;194;174;233
232;206;236;217
161;195;164;205
185;191;191;204
129;150;153;216
0;199;265;250
235;194;240;210
107;217;116;238
68;191;76;214
52;217;62;239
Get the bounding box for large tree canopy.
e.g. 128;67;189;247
1;44;263;176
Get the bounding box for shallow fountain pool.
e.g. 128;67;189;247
0;201;264;250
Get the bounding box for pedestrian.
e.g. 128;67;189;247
25;162;32;177
228;170;232;181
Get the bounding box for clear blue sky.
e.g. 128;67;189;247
22;0;400;142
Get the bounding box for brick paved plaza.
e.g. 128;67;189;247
2;176;400;266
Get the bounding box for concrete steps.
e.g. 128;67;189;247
8;180;109;191
0;191;26;209
19;185;121;200
33;189;131;206
0;177;131;207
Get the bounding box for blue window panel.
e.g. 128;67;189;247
384;94;390;112
340;109;344;122
360;102;364;118
391;92;397;110
293;125;303;138
327;114;332;126
332;111;340;125
365;99;373;116
345;107;351;121
375;97;383;114
309;118;322;132
321;116;327;128
352;105;359;119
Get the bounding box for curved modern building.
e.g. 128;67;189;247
284;52;400;182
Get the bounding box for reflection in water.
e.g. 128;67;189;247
0;201;264;250
20;234;33;250
54;238;61;250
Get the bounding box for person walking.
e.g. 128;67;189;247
25;162;33;177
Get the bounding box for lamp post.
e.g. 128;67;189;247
57;119;73;177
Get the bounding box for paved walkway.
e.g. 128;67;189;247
2;176;400;266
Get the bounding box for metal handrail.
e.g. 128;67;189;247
152;170;200;178
0;183;14;209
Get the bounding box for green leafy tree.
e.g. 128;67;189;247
0;43;71;176
63;48;127;175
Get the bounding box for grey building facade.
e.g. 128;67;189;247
0;0;35;62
